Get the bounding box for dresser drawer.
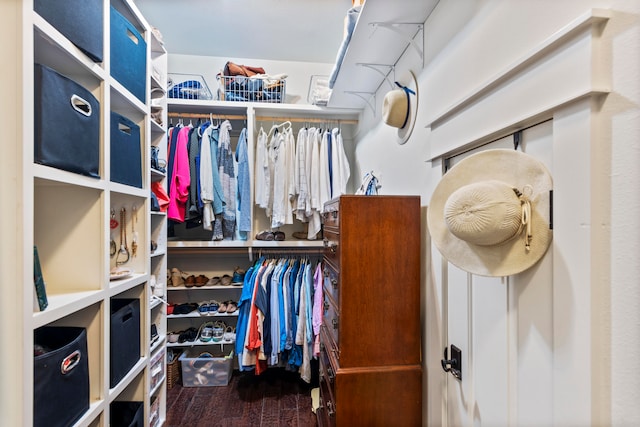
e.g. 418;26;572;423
318;370;337;427
323;262;340;306
319;348;336;408
323;295;340;346
323;230;340;267
323;200;340;231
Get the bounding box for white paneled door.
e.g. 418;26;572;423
443;121;554;427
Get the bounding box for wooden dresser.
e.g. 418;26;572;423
316;195;422;427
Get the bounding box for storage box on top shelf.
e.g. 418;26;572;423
34;64;100;178
34;0;103;62
110;6;147;102
110;111;143;188
179;348;233;387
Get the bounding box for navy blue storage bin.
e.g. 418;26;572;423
34;64;100;178
34;0;103;62
111;401;144;427
110;298;140;388
34;327;89;427
110;112;142;188
110;7;146;102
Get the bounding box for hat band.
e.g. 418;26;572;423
394;82;415;128
515;185;533;251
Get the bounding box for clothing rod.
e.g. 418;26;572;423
166;112;357;125
255;116;358;125
167;112;246;120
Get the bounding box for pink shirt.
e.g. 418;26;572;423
167;126;191;222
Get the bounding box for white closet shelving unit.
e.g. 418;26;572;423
327;0;439;111
164;99;358;366
1;0;162;425
147;24;168;427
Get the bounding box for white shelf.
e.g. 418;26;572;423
327;0;439;109
33;165;107;191
108;356;148;398
150;119;167;135
167;240;324;249
167;284;243;291
167;339;235;348
32;290;104;329
151;335;166;353
168;312;239;319
150;376;166;397
108;273;148;295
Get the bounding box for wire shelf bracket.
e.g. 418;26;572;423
344;91;376;115
356;63;395;90
369;22;425;60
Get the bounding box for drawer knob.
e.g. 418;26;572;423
324;240;338;252
327;400;335;416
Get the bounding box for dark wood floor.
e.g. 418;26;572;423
166;368;317;427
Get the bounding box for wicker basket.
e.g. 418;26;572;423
167;350;182;390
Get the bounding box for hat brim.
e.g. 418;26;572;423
397;70;418;145
427;149;553;277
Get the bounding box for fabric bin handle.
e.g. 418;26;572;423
70;94;92;117
60;350;82;374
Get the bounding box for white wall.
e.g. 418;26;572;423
350;0;640;425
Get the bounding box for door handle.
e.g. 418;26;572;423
441;344;462;380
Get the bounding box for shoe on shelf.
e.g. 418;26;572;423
150;324;159;344
173;302;199;315
206;276;221;286
211;321;225;342
195;274;209;287
226;300;237;314
184;275;196;288
198;322;214;343
218;301;228;314
198;301;211;316
220;274;232;286
209;300;220;313
255;230;274;241
178;327;198;343
167;331;181;343
231;267;245;284
223;325;236;343
170;268;187;287
274;230;285;241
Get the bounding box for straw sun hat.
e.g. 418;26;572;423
427;149;553;277
382;70;418;144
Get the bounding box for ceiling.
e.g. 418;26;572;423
134;0;352;64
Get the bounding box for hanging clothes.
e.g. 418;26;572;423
236;128;251;237
216;120;237;239
184;122;202;224
199;124;224;233
330;127;350;197
254;127;270;214
167;125;192;222
236;256;320;383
